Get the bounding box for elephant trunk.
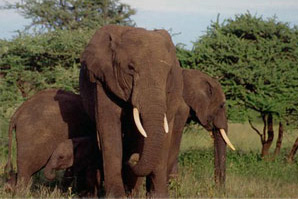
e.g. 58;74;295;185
44;163;56;181
131;103;166;176
213;128;227;187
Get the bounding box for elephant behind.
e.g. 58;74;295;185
4;89;96;189
168;69;235;185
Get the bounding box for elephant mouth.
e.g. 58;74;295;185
133;107;169;138
219;129;235;151
210;129;235;151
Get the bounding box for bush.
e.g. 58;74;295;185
0;29;94;119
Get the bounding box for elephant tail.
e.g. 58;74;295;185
4;111;17;177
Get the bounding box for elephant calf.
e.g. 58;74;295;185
44;137;102;197
4;89;96;190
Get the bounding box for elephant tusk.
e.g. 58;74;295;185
209;131;214;139
164;114;169;133
133;108;148;138
220;129;236;151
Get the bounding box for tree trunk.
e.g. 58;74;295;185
287;137;298;163
273;122;283;157
261;113;274;158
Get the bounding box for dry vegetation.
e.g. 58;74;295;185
1;121;298;198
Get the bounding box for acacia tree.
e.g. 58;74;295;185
3;0;135;31
191;13;298;157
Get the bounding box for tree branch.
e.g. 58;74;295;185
248;119;262;138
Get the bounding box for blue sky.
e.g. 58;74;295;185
1;0;298;49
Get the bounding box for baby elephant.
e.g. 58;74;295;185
44;137;102;197
4;89;96;190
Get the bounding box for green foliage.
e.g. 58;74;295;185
190;13;298;124
0;29;91;119
176;45;196;69
3;0;135;32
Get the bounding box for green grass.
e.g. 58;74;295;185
1;119;298;198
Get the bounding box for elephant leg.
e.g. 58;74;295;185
16;169;32;189
146;165;168;198
167;103;189;180
62;168;74;192
169;157;179;179
123;166;144;198
95;84;125;197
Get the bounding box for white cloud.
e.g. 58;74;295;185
121;0;298;15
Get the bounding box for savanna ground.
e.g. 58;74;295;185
0;119;297;198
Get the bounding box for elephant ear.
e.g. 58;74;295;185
182;69;212;127
80;25;122;83
81;25;134;100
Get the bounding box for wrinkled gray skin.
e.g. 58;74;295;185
4;89;95;190
80;25;187;197
44;137;102;197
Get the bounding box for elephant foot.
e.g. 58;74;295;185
146;191;168;198
105;185;126;198
4;182;14;193
4;171;16;192
168;162;179;180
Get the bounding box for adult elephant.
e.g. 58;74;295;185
168;69;235;186
79;25;188;197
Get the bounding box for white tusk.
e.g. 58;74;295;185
220;129;236;151
133;108;147;138
164;114;169;133
209;131;214;139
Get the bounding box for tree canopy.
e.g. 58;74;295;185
176;13;298;156
182;13;298;126
3;0;136;32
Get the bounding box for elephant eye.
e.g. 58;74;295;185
59;155;64;159
128;63;135;72
220;103;225;108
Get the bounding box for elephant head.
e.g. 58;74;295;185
44;139;74;180
182;69;235;185
80;25;182;176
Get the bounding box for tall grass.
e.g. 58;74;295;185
0;120;298;198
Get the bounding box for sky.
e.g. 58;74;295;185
1;0;298;49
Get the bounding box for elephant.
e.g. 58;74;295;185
44;137;103;197
168;69;235;185
122;69;235;193
4;89;96;189
80;25;188;197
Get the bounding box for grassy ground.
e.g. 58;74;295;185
0;119;298;198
